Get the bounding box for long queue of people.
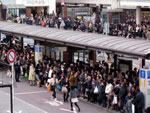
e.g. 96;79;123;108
1;37;149;113
7;14;150;40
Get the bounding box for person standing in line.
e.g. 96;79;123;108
62;77;70;102
14;58;21;82
28;63;35;86
134;88;144;113
69;72;80;112
50;74;59;100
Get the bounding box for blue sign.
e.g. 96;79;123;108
147;71;150;79
39;47;42;53
50;48;59;52
98;51;101;54
140;70;146;79
35;46;38;52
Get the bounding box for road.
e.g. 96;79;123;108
0;72;111;113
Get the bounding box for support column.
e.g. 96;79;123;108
142;59;145;68
96;4;100;24
26;7;31;17
21;37;23;52
114;54;117;77
64;6;67;18
121;12;125;23
136;6;141;25
0;3;2;20
109;12;112;24
48;0;56;15
63;47;72;63
89;50;96;64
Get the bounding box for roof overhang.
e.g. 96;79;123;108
0;21;150;59
102;8;123;13
120;0;150;7
0;61;10;71
6;4;25;9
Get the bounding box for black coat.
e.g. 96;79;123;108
134;92;144;108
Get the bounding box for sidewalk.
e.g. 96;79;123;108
21;76;119;113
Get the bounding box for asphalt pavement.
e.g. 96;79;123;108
0;71;111;113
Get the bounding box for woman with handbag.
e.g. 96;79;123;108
28;63;35;86
49;74;59;100
69;72;80;112
62;77;69;102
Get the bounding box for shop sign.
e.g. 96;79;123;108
22;0;50;6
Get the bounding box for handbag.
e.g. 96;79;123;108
94;86;99;94
112;96;118;104
71;98;78;103
47;85;51;91
85;88;89;92
57;85;61;91
24;73;28;78
62;86;68;93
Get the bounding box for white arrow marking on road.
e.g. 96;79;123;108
53;99;63;105
45;101;60;106
45;99;63;106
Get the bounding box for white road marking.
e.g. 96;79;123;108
73;107;77;113
59;108;74;113
7;110;22;113
15;91;47;95
45;99;63;106
0;91;48;113
53;99;63;105
45;101;60;106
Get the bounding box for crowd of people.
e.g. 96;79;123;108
0;34;148;113
6;13;150;40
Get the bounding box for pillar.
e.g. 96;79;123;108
0;3;2;20
109;12;112;24
95;4;100;24
114;54;117;76
17;9;19;16
26;7;31;17
121;12;125;23
136;6;141;25
21;37;23;52
64;6;67;18
63;47;73;63
89;50;96;64
142;59;145;68
48;0;56;15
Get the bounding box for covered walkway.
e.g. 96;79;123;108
0;21;150;59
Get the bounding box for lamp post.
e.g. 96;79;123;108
0;0;2;20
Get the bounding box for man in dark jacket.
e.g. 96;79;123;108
134;88;144;113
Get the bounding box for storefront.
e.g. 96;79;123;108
102;9;124;24
16;0;56;17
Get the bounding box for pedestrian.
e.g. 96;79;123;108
105;80;113;109
28;63;35;86
62;77;69;102
14;58;21;82
69;72;80;112
134;88;144;113
49;74;59;100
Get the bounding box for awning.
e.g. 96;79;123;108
6;4;25;9
120;0;150;7
0;21;150;59
102;8;123;13
0;61;10;71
